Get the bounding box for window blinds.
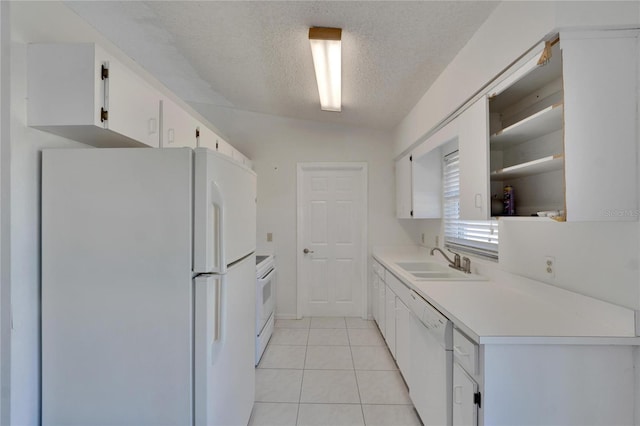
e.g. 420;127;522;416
443;150;499;259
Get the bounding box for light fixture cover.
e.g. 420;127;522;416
309;27;342;112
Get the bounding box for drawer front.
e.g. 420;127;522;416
386;272;411;307
453;328;478;376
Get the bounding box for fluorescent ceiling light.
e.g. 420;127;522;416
309;27;342;112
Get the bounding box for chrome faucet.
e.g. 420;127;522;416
430;247;471;274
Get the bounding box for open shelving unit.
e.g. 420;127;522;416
488;40;565;218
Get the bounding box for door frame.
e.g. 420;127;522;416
296;162;368;319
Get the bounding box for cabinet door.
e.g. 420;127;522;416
453;362;478;426
217;139;235;158
371;270;379;324
161;97;198;148
395;298;411;378
197;125;218;150
412;148;442;218
395;154;413;218
106;59;160;148
562;30;638;221
385;285;396;357
377;282;386;337
458;97;490;220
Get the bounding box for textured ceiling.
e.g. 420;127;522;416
66;1;499;131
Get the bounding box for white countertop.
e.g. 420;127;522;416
373;246;640;345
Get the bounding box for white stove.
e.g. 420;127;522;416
255;254;276;364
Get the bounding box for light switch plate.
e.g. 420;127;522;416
267;233;273;242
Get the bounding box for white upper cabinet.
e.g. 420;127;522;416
396;112;456;219
395;153;413;218
216;138;234;158
28;43;160;148
412;141;443;219
487;40;565;219
458;98;490;220
561;30;638;221
27;43;254;168
161;97;199;148
196;125;218;150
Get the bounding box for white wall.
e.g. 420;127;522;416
194;104;421;318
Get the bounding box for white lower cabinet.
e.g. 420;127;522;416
452;329;480;426
453;362;478;426
372;261;411;379
384;285;396;357
395;298;411;378
377;278;386;337
371;269;379;324
373;259;637;426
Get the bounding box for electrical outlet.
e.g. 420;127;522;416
267;232;273;242
421;233;425;244
545;256;555;278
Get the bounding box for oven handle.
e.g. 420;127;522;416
258;267;276;283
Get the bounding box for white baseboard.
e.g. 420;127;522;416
275;313;299;320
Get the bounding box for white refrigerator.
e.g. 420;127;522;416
42;147;256;426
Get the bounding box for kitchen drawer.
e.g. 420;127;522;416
386;272;411;307
453;328;478;376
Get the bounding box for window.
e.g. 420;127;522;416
443;150;499;259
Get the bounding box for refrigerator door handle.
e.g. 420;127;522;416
210;181;226;273
213;278;222;342
194;275;223;425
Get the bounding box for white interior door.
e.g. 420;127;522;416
297;163;367;318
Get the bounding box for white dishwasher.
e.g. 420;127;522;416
408;290;453;426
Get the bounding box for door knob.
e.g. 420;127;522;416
303;248;314;254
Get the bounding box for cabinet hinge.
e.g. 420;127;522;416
474;391;482;408
409;155;413;162
100;107;108;122
101;64;109;80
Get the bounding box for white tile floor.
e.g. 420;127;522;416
250;317;422;426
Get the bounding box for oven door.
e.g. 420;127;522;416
256;267;276;334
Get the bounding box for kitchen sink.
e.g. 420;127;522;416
394;262;448;272
410;270;485;281
394;261;486;281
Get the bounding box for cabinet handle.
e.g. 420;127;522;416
454;385;463;404
148;118;157;135
474;193;482;208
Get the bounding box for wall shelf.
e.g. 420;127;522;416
490;154;564;181
490;103;563;147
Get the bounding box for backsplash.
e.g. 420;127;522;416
499;219;639;310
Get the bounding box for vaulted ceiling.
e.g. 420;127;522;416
66;1;499;131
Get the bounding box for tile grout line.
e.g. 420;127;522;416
295;317;312;425
346;323;368;425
